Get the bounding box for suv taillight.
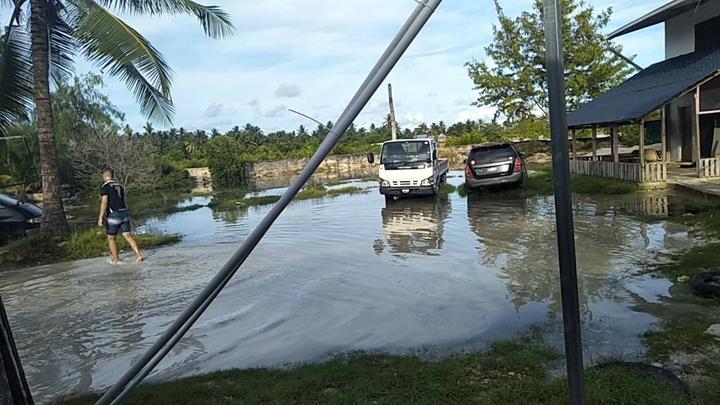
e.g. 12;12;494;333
465;165;474;178
514;158;523;172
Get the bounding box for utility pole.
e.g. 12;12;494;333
388;83;398;140
0;296;33;404
543;0;586;404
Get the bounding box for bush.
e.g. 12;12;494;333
204;135;248;188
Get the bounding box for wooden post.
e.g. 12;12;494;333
388;83;398;141
639;119;645;167
612;125;619;163
695;86;702;177
571;129;577;160
660;106;667;163
591;127;597;161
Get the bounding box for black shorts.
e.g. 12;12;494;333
106;210;131;236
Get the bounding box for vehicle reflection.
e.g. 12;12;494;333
375;197;450;256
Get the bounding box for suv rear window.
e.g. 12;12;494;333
469;145;516;164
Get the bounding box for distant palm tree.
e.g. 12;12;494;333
0;0;234;233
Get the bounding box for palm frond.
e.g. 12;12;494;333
47;1;77;86
0;25;33;135
74;0;175;124
96;0;235;38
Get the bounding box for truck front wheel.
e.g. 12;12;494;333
385;194;395;203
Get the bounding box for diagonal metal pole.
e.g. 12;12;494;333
96;1;443;403
542;1;586;404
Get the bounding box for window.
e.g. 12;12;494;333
695;15;720;54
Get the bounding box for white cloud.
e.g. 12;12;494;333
63;0;666;132
402;112;426;129
203;102;237;118
455;106;495;123
274;83;303;98
264;105;288;118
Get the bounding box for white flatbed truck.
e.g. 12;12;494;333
367;138;450;201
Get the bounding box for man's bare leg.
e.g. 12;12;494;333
107;235;121;264
122;232;143;263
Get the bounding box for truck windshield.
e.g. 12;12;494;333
381;141;431;165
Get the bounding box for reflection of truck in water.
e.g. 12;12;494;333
375;198;450;256
368;138;449;201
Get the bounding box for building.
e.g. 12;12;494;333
567;0;720;182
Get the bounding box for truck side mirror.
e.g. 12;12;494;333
432;150;437;161
367;153;375;164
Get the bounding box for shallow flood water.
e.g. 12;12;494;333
0;173;708;403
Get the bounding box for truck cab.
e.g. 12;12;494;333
368;138;449;201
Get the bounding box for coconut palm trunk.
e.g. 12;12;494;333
30;0;69;234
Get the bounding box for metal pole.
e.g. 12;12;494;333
542;1;586;404
0;296;33;405
96;1;443;403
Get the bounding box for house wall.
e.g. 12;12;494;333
665;0;720;58
666;94;696;162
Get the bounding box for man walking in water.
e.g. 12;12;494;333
98;169;143;264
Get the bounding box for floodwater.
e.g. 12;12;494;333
0;173;711;403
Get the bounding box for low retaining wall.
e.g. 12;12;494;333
245;154;376;189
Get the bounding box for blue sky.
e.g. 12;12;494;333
4;0;669;132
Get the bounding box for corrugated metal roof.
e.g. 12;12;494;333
607;0;709;39
567;48;720;129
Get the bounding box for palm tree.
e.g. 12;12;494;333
0;0;234;233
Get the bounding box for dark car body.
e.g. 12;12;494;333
0;193;43;242
464;142;527;189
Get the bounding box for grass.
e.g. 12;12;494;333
656;242;720;280
295;185;367;201
0;229;180;267
521;170;639;197
437;183;456;197
62;332;694;405
644;321;718;362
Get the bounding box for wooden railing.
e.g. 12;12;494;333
641;162;667;183
699;158;720;178
569;160;666;183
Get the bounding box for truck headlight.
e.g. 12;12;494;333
420;176;435;186
380;179;390;187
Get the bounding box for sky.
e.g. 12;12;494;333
4;0;670;132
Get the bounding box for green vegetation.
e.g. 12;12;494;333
644;321;718;362
63;332;696;405
466;0;633;122
295;185;367;201
437;183;457;197
521;170;639;197
0;229;180;267
656;243;720;281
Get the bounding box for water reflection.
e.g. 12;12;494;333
375;197;450;256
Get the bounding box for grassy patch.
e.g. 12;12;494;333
437;183;457;197
0;229;180;267
237;195;282;206
656;242;720;280
295;185;367;201
644;321;718;362
62;332;695;405
295;184;328;200
521;170;639;197
326;186;367;197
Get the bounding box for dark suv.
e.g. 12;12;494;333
464;142;526;189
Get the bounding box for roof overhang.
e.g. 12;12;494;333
567;48;720;129
607;0;710;39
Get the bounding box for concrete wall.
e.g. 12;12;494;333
665;1;720;58
245;154;376;189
